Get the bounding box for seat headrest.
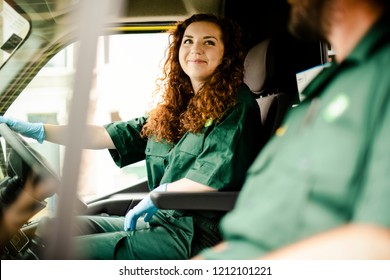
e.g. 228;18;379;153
243;39;270;95
244;35;320;100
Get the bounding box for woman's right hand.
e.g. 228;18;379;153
0;116;45;143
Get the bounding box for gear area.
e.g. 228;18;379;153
0;123;85;259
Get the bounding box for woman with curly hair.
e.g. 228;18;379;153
0;13;262;259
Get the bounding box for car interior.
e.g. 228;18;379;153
0;0;329;259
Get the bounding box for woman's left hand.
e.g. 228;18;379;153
123;184;167;231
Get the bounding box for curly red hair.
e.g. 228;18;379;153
141;14;247;143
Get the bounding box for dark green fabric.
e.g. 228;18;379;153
105;84;262;192
72;211;223;260
75;83;262;259
72;212;194;260
201;11;390;260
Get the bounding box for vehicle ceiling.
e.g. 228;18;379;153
9;0;292;49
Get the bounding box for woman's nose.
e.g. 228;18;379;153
191;43;203;54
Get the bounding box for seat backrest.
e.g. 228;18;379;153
244;34;322;145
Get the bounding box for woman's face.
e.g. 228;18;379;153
179;21;224;93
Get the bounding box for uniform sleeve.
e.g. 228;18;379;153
185;89;262;191
353;93;390;227
104;117;148;168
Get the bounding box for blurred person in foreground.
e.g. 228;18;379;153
195;0;390;259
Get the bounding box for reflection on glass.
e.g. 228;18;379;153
0;1;30;66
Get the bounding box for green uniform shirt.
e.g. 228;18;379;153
105;83;262;215
201;12;390;259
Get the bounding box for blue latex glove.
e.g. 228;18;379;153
0;116;45;143
124;183;168;231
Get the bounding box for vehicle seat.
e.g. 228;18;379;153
244;34;316;145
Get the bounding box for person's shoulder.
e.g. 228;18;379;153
235;83;259;109
236;83;256;102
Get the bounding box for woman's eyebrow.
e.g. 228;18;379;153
203;35;218;41
183;35;219;40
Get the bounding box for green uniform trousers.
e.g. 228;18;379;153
71;210;221;260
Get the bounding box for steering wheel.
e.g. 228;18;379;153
0;123;88;212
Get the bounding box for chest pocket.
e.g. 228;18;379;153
178;132;205;156
145;140;173;187
174;132;206;172
145;140;172;157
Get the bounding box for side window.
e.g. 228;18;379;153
4;32;169;201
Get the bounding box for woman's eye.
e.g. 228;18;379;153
205;40;216;46
183;39;192;44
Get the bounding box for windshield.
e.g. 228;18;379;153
3;31;169;217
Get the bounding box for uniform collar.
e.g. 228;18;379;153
302;10;390;100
